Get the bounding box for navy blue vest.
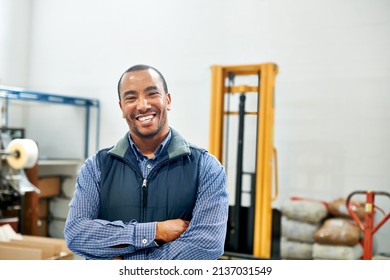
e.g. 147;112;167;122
97;129;206;223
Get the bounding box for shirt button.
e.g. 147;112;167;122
142;238;148;245
147;164;151;169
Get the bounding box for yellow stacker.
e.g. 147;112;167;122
209;63;279;259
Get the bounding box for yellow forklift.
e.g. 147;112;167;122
208;63;280;259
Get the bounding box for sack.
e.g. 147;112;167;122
328;198;365;220
282;216;320;243
313;243;363;260
314;218;361;246
281;199;328;224
280;238;313;260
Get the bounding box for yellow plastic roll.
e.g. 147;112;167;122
6;139;39;169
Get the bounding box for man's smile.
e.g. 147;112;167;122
136;113;156;123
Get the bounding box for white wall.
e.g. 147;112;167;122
0;0;32;86
2;0;390;254
25;0;274;149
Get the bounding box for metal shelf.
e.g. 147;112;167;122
0;85;100;159
38;159;82;166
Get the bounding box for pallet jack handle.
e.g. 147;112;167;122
346;190;390;260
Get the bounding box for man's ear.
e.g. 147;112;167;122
119;101;125;117
166;93;172;111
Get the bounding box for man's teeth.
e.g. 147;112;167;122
138;115;154;122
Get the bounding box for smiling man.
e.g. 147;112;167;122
118;66;171;158
64;64;229;260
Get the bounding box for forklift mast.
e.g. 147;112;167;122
209;63;279;259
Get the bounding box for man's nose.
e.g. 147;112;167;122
137;97;151;112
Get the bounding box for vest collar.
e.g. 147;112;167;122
108;127;191;160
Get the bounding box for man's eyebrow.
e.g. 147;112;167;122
123;90;137;97
122;86;159;97
145;86;158;92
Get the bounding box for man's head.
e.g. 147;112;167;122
118;64;171;141
117;64;168;100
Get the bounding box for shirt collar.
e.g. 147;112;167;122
128;129;172;161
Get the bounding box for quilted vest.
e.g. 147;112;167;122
96;129;205;223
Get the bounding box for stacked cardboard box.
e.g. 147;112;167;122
0;224;72;260
37;175;62;237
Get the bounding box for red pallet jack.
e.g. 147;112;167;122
346;191;390;260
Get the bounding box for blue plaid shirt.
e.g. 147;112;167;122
64;130;228;260
128;130;171;179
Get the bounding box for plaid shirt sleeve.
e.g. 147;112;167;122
64;156;158;260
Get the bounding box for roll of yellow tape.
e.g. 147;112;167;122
6;139;39;169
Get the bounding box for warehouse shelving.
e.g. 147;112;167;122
0;85;100;237
0;85;100;159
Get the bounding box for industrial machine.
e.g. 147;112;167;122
0;128;39;233
209;63;279;259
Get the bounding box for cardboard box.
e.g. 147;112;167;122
0;217;19;233
36;218;48;237
38;176;62;198
38;199;48;218
0;235;73;260
0;244;42;260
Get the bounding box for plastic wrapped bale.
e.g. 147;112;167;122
314;218;361;246
280;237;313;259
281;199;328;224
312;243;363;260
282;216;320;243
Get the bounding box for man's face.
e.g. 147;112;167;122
118;69;171;139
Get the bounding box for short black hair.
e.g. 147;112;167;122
117;64;168;100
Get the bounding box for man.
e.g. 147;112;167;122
64;64;229;259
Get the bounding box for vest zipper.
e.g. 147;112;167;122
141;178;148;222
139;156;187;222
139;160;169;222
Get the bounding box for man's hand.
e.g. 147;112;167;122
155;219;189;243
